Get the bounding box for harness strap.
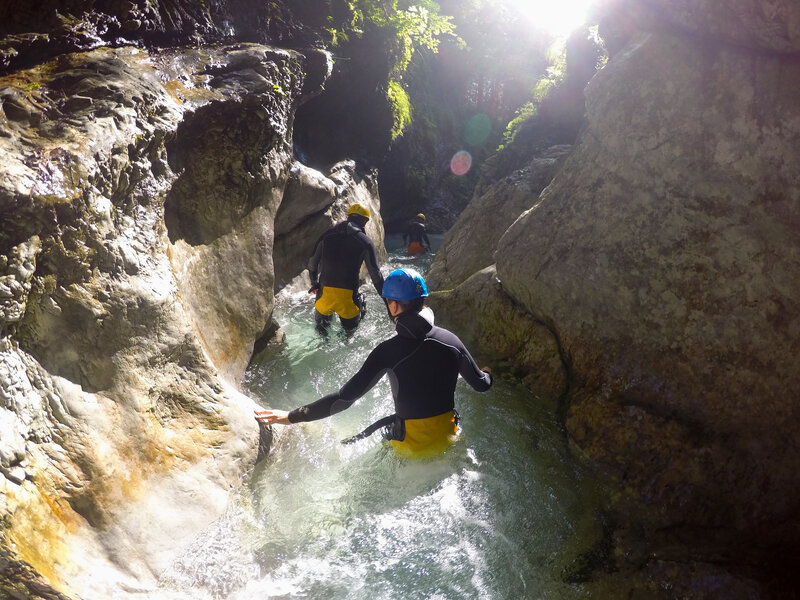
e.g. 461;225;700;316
340;415;397;445
340;409;460;446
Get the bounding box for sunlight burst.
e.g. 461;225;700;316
508;0;593;37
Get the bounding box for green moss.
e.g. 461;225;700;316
387;79;412;139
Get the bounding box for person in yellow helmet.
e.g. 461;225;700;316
403;212;431;255
307;203;384;334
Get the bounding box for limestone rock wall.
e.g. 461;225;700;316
427;267;567;403
273;159;387;293
0;39;385;598
431;0;800;595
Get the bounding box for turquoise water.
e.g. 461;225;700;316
159;236;596;600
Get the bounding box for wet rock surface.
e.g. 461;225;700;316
0;36;385;598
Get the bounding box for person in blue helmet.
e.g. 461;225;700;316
255;268;493;458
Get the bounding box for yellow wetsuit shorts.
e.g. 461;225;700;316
315;286;360;319
389;410;459;459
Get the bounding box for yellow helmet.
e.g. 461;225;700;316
347;203;371;219
416;213;426;221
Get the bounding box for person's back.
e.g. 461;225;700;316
403;213;430;255
370;312;470;420
316;220;374;291
308;203;384;334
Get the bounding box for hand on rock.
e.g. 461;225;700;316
254;409;291;426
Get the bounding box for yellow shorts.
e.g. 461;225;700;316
389;411;459;459
315;286;360;319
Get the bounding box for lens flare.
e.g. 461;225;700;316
450;151;472;176
509;0;592;37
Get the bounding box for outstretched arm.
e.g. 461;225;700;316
254;409;290;425
254;346;389;425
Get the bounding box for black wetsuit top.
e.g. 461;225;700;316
288;310;492;423
403;221;430;248
308;220;383;293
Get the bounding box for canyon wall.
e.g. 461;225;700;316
0;29;386;600
429;0;800;596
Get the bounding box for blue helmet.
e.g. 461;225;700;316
382;268;428;301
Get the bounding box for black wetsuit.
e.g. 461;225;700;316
308;219;383;295
308;219;384;331
288;310;492;424
402;221;430;249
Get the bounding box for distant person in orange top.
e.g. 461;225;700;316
403;213;431;255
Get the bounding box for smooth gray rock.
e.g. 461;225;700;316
0;42;332;598
273;160;386;293
494;8;800;594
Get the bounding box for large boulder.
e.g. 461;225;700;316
427;266;567;403
490;0;800;593
273;159;387;293
427;145;572;290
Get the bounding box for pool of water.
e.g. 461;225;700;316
158;235;598;599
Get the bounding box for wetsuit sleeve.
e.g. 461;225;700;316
457;343;493;392
288;346;389;423
362;239;384;295
307;234;325;286
422;230;431;248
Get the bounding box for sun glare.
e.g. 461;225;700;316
509;0;593;37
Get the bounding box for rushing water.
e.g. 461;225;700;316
158;235;598;600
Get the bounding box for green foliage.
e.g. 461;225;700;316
325;1;458;138
500;102;536;149
328;1;456;63
387;79;412;139
389;2;457;75
496;29;604;150
499;44;565;148
406;164;436;195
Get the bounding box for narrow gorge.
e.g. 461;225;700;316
1;1;799;599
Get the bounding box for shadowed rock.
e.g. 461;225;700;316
427;145;572;291
432;0;800;595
